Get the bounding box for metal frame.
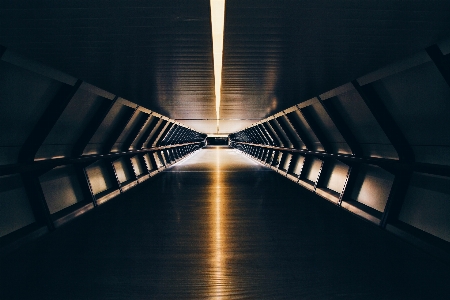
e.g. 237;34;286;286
101;105;138;154
134;116;160;149
18;80;83;162
351;81;414;162
283;111;315;150
121;111;151;151
0;142;203;177
426;44;450;88
317;96;363;156
233;142;450;178
297;106;333;153
72;96;118;157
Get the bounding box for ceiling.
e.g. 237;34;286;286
1;0;450;135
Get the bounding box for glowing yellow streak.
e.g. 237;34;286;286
210;0;225;133
210;147;224;298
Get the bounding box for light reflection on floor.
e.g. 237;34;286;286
2;146;450;299
170;145;267;297
211;146;224;298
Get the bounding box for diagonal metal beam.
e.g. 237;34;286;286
379;170;413;228
352;80;414;162
276;115;303;149
297;107;333;153
74;164;97;207
318;96;363;156
339;163;360;206
284;112;315;150
135;116;159;149
254;125;270;145
426;44;450;88
262;122;283;147
154;122;174;147
269;119;292;148
72;96;118;157
20;172;55;231
144;119;167;148
19;80;83;163
121;112;150;151
101;106;137;154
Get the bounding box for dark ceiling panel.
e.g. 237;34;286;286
0;0;215;127
2;0;450;134
221;0;450;123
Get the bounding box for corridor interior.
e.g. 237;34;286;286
1;146;449;299
1;2;450;298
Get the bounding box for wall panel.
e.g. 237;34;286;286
372;61;450;165
39;166;84;214
35;88;109;159
85;161;117;195
323;161;349;194
301;157;323;184
0;175;36;237
0;61;63;164
330;90;398;159
287;110;323;151
280;153;292;172
111;110;146;152
288;155;305;177
350;165;394;212
302;103;351;154
83;101;134;155
399;173;450;243
112;158;135;184
131;156;146;176
143;153;157;171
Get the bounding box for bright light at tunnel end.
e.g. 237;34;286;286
210;0;225;134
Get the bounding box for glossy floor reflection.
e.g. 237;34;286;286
1;146;450;299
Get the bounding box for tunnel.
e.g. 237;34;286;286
1;1;450;299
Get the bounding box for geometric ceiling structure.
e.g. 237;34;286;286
2;1;450;298
1;1;450;135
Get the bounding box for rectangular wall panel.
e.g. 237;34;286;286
350;164;394;212
131;156;145;176
302;157;323;183
288;155;305;177
280;153;292;172
39;166;84;214
85;161;116;195
143;153;157;171
323;161;350;193
399;173;450;242
153;152;165;169
0;174;36;237
112;158;135;184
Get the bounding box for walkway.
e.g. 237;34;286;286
1;146;449;299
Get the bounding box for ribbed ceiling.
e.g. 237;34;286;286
1;0;450;134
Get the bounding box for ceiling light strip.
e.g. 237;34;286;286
210;0;225;133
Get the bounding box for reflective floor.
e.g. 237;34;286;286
1;146;450;299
